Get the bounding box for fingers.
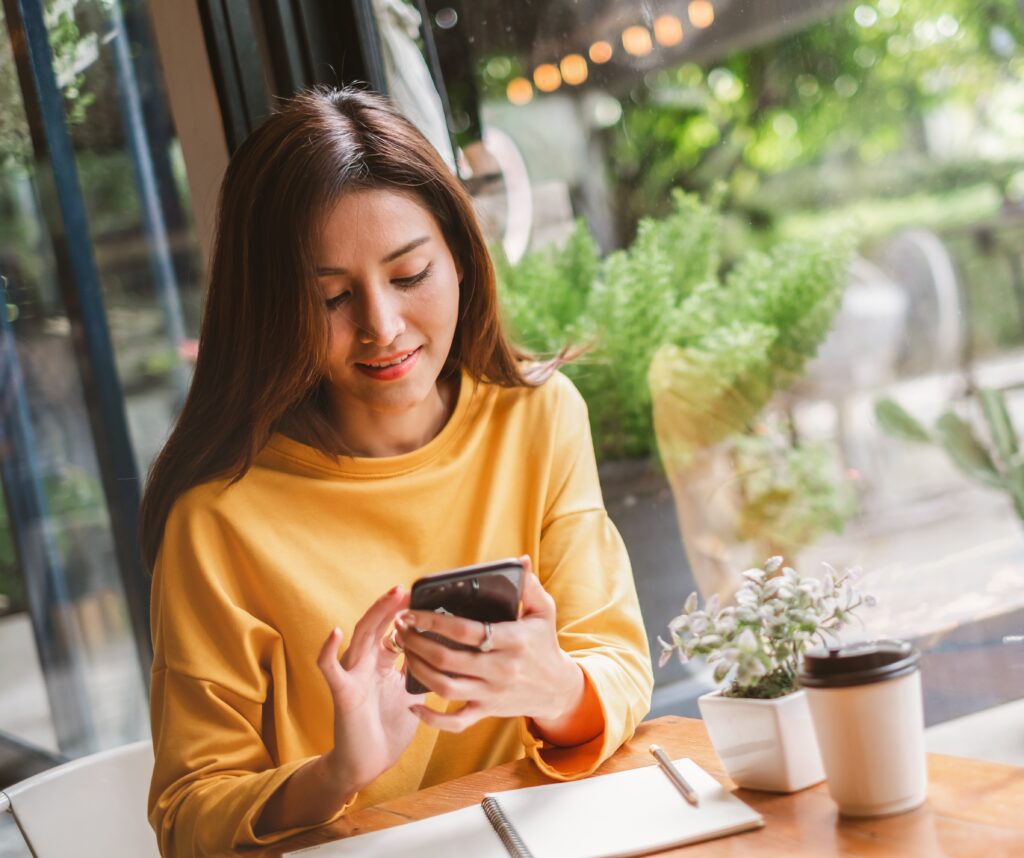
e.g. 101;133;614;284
410;701;486;734
398;609;506;651
397;624;487;679
316;627;349;696
347;585;408;664
403;651;485;700
519;568;556;619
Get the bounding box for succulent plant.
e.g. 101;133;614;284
658;556;875;699
875;388;1024;522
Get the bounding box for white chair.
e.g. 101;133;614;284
0;740;159;858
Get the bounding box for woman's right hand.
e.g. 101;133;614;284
316;585;425;800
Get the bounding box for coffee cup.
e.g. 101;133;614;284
798;640;926;817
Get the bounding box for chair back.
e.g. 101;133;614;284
1;740;159;858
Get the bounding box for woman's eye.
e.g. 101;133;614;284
325;291;350;309
393;263;432;288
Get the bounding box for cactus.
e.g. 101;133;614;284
875;389;1024;522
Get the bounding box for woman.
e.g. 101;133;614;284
143;87;653;857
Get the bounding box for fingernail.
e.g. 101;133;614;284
387;585;400;595
395;616;407;630
401;612;416;624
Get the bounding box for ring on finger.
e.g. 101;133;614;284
478;621;494;653
382;627;404;654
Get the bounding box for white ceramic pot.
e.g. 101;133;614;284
697;688;826;792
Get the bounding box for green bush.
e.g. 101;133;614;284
497;190;851;462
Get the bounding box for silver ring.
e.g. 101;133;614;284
479;622;494;653
383;628;403;654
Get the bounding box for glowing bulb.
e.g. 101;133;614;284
688;1;715;29
506;77;533;105
589;40;613;64
533;63;562;93
559;54;588;85
654;15;684;47
622;25;653;57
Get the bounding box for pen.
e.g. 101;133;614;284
649;744;700;807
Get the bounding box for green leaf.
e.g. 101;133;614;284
979;388;1018;465
934;413;1002;488
874;398;931;443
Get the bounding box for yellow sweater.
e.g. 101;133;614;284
148;370;653;856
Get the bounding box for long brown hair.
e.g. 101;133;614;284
140;86;555;572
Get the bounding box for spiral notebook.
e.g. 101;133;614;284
285;757;764;858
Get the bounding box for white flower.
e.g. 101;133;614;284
764;556;784;573
743;568;766;584
684;592;698;614
705;594;721;616
863;593;878;607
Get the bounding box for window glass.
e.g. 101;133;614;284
0;0;202;774
402;0;1024;737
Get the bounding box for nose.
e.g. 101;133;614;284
356;284;406;346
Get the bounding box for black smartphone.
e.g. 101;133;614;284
404;558;526;695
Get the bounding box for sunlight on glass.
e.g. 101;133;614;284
772;113;798;138
854;5;879;28
854;45;877;68
533;63;561;92
654;14;684;47
622;25;653;57
486;56;512;80
588;92;623;127
796;73;820;98
936;15;960;39
708;67;744;102
560;53;588;85
688;0;715;29
589;40;614;63
506;77;533;105
834;74;859;97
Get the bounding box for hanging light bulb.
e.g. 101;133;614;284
622;25;653;57
688;1;715;29
506;77;534;105
533;63;562;93
560;54;589;85
654;15;684;47
589;40;614;64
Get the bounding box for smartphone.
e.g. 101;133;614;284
404;558;525;695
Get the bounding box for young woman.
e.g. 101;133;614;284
142;87;653;857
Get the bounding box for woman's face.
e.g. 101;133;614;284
316;189;461;423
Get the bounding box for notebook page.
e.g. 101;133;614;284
283;805;508;857
486;758;763;858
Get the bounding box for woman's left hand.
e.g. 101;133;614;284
396;556;586;735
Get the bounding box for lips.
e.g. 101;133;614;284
354;346;421;381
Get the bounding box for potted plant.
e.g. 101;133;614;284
658;555;875;792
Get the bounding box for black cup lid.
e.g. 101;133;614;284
799;639;920;688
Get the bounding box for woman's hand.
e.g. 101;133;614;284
317;585;425;797
397;557;598;742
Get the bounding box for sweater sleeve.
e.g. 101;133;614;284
520;375;654;779
147;494;352;857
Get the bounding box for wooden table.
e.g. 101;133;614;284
259;716;1024;856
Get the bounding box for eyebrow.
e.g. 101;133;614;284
316;236;431;276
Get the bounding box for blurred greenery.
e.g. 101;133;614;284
498;190;852;461
608;0;1024;237
0;465;104;614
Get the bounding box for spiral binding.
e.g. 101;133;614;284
481;796;536;858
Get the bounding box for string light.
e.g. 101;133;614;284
506;77;534;105
533;63;562;92
688;1;715;29
589;40;613;63
653;15;684;47
622;25;653;57
559;54;589;85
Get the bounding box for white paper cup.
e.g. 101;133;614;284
799;640;927;817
